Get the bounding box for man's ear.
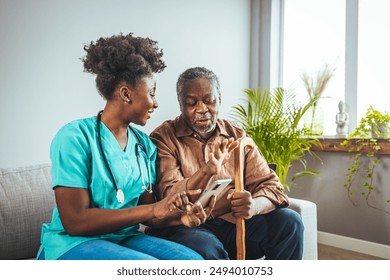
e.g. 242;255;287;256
119;86;132;103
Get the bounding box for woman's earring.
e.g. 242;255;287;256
127;98;131;103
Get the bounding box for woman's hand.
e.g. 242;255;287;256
204;138;239;175
152;189;201;219
180;195;217;227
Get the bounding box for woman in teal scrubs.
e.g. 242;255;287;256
36;33;212;260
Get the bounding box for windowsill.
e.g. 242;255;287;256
310;137;390;155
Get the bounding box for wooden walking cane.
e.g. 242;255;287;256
234;137;253;260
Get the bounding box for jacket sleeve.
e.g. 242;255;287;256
242;143;289;207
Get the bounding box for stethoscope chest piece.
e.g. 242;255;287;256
142;185;153;194
116;189;125;203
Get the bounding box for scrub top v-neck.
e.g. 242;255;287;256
37;116;157;260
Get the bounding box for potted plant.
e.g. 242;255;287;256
231;87;320;190
301;64;336;136
341;106;390;212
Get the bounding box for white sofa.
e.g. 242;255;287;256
0;163;318;260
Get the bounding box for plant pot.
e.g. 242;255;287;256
372;123;390;138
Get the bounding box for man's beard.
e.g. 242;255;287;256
191;113;216;134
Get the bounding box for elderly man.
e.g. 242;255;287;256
149;67;303;260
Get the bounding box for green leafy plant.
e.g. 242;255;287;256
341;106;390;213
231;87;321;190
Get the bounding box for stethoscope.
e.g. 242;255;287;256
97;110;153;203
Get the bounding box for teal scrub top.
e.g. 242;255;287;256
37;116;157;260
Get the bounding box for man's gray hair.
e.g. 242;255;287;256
176;67;221;99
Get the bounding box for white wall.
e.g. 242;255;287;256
0;0;250;168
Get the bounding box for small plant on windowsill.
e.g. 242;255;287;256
301;64;336;137
341;106;390;213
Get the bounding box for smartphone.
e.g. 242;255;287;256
194;178;232;208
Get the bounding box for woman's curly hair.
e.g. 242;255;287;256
82;33;166;100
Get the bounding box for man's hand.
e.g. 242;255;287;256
227;190;276;218
227;190;257;220
204;138;239;175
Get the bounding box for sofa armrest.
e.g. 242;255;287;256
0;164;54;259
288;197;318;260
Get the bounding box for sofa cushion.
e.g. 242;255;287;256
0;163;54;259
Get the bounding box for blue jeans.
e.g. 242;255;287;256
149;208;304;260
38;234;203;260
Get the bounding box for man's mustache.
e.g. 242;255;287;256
194;113;212;122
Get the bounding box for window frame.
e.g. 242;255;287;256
252;0;359;135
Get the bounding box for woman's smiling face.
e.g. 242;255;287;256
130;76;158;126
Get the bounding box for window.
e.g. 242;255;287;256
282;0;345;136
357;0;390;120
281;0;390;136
